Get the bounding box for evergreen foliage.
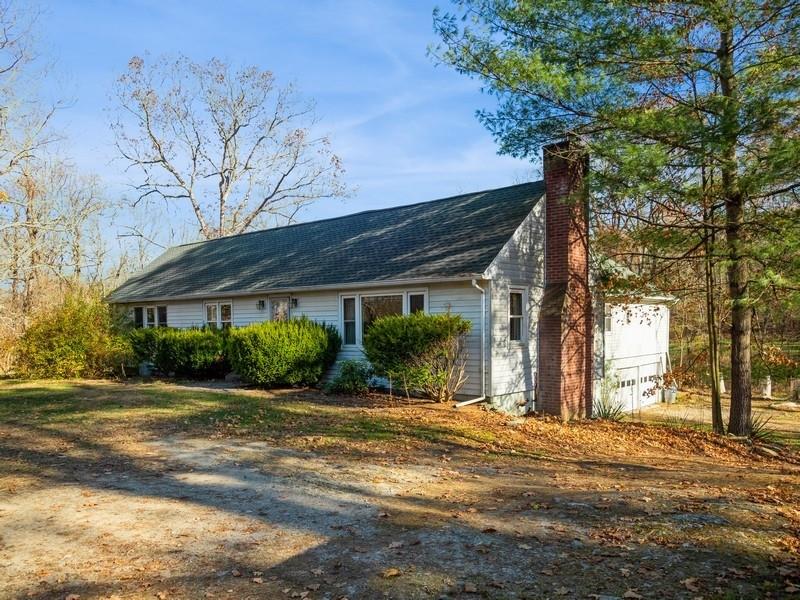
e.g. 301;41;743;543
226;318;341;387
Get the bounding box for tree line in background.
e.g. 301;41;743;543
0;1;347;371
435;0;800;436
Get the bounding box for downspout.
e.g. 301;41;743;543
455;279;487;408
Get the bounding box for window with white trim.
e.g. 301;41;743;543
204;301;232;329
361;294;403;337
205;303;217;329
342;296;356;345
604;314;613;332
220;302;232;328
133;305;167;328
340;290;428;346
509;289;524;342
408;292;425;314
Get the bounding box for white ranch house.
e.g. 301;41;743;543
109;143;671;418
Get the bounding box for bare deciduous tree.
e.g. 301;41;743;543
0;157;111;324
112;54;347;239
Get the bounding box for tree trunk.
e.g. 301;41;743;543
704;246;724;434
702;169;724;434
725;199;752;435
718;25;752;436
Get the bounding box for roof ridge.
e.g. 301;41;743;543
172;180;544;249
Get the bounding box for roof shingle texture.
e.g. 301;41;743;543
107;181;544;303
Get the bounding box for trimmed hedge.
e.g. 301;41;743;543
128;327;162;364
226;317;341;387
363;312;471;401
155;328;228;378
128;327;227;379
16;294;132;379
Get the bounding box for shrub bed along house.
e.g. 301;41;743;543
128;327;227;379
363;312;471;402
154;328;228;378
225;317;341;387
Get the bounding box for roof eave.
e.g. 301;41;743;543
604;292;678;305
107;274;486;304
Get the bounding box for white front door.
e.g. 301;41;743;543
270;297;290;322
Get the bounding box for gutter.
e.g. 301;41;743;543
455;279;488;408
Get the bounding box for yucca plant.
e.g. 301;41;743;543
749;413;777;444
593;365;625;421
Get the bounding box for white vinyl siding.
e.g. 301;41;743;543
484;202;546;405
428;282;486;397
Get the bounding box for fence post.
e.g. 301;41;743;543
762;375;772;399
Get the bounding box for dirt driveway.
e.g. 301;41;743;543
0;380;798;599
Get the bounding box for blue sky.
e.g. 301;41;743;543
38;0;535;244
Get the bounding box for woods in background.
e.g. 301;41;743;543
0;2;138;370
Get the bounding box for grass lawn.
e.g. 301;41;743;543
0;379;799;599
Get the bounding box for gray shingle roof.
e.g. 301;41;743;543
107;181;545;303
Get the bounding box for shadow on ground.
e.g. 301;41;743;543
0;380;798;599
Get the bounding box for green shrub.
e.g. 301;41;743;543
128;327;163;364
128;327;228;379
363;312;471;402
16;294;132;379
154;328;228;378
325;360;373;395
226;317;341;387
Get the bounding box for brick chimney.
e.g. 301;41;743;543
537;140;593;420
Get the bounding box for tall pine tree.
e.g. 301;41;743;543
434;1;800;435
